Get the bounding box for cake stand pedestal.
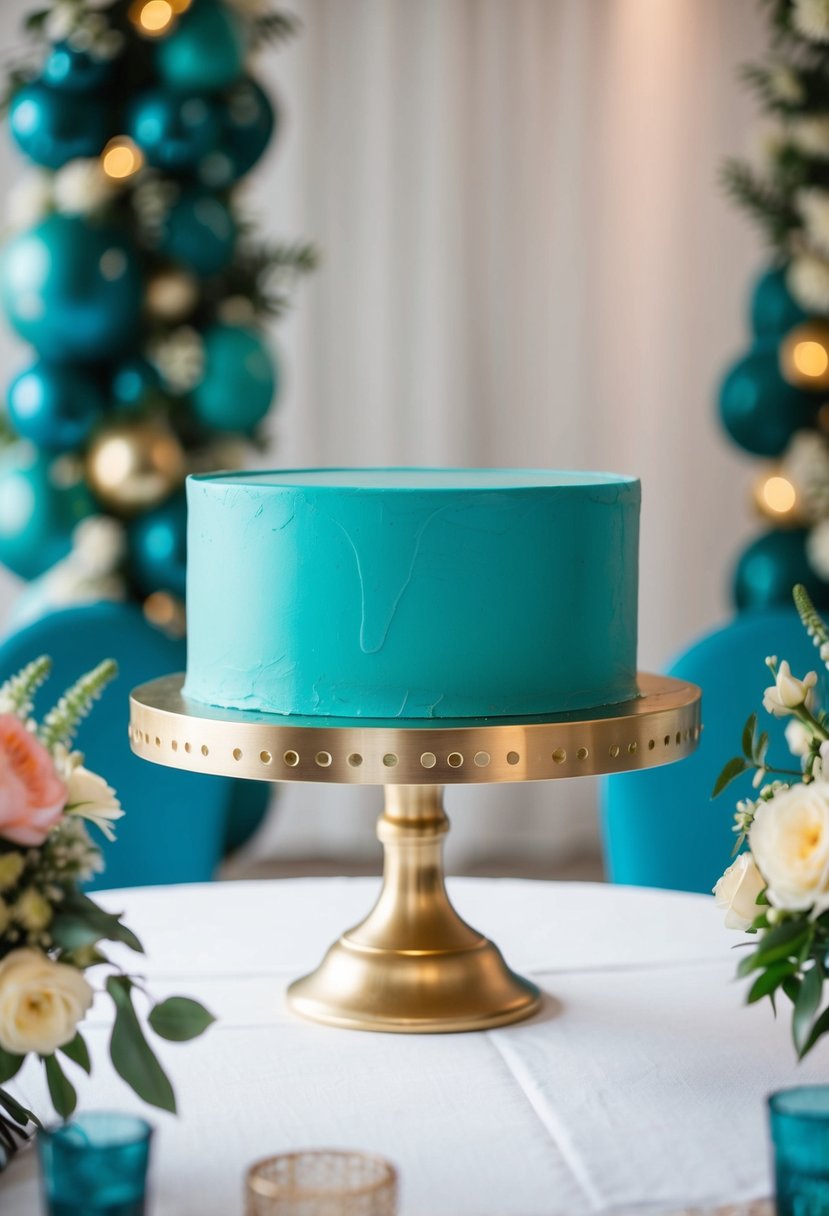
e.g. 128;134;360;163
129;673;701;1033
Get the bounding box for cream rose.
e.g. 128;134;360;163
713;853;766;929
749;782;829;914
66;766;124;842
0;949;93;1056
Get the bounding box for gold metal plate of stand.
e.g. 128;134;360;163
129;673;701;1033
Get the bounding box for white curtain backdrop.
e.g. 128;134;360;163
0;0;768;867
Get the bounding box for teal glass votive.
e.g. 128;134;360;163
37;1111;153;1216
769;1086;829;1215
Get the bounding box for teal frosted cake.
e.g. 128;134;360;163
184;468;640;719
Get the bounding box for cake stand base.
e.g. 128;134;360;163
286;785;541;1033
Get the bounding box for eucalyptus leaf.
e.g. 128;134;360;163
742;714;757;759
44;1055;76;1119
782;974;802;1005
755;919;811;966
757;732;770;765
795;964;824;1057
51;892;143;955
712;756;749;799
0;1048;24;1086
737;951;761;978
148;997;215;1043
799;1004;829;1059
60;1033;91;1075
107;977;176;1114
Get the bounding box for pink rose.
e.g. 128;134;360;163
0;715;66;846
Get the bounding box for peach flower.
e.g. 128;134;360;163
0;715;66;846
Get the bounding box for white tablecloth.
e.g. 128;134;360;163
2;877;823;1216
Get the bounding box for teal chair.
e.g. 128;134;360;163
601;609;822;893
0;601;270;888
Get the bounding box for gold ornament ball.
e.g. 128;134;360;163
780;322;829;391
85;418;185;515
752;468;804;526
145;269;199;322
144;590;186;638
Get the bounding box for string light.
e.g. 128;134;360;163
101;137;144;181
780;322;829;390
129;0;175;36
753;469;801;524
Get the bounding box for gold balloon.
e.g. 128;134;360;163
780;322;829;390
85;417;185;515
753;468;805;526
144;591;186;638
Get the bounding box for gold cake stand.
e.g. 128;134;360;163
129;672;701;1034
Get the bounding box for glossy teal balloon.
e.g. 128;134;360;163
159;189;237;276
129;493;187;597
718;344;819;457
127;88;221;171
1;216;143;363
7;361;105;451
156;0;245;92
0;447;95;580
750;266;808;339
734;529;829;611
41;43;113;93
9;82;108;169
110;357;161;411
191;324;277;431
198;77;276;188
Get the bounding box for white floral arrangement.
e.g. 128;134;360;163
714;584;829;1059
0;656;213;1162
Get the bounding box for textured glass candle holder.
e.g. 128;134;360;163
769;1086;829;1216
37;1111;153;1216
246;1150;398;1216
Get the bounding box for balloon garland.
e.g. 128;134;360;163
718;0;829;610
0;0;315;626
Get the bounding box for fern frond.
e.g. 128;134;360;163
720;158;799;248
250;10;301;49
0;656;52;720
40;660;118;752
794;584;829;665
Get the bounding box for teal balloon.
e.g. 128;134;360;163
1;216;143;363
750;266;808;339
9;82;108;169
191;325;277;431
111;357;160;411
128;88;221;171
198;77;275;188
159;190;236;276
156;0;245;92
718;344;819;457
0;447;95;580
129;494;187;597
41;43;113;93
7;361;105;452
735;530;829;611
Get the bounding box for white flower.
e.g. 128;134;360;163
789;115;829;158
0;949;93;1056
53;159;116;216
770;65;806;105
762;660;818;716
6;171;53;231
749;782;829;914
788;253;829;312
793;0;829;42
786;719;813;757
713;853;766;930
66;766;124;842
799;189;829;257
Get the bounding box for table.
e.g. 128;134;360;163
2;878;821;1215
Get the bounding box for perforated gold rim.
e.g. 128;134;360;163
129;672;701;785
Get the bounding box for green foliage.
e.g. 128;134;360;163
51;890;144;956
59;1032;91;1075
720;159;798;249
0;655;52;720
44;1054;76;1119
107;977;177;1114
148;997;216;1042
0;1088;37;1129
0;1048;24;1087
251;9;302;48
712;754;750;798
795;583;829;658
39;659;118;751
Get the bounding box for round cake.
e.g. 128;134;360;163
184;468;640;719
